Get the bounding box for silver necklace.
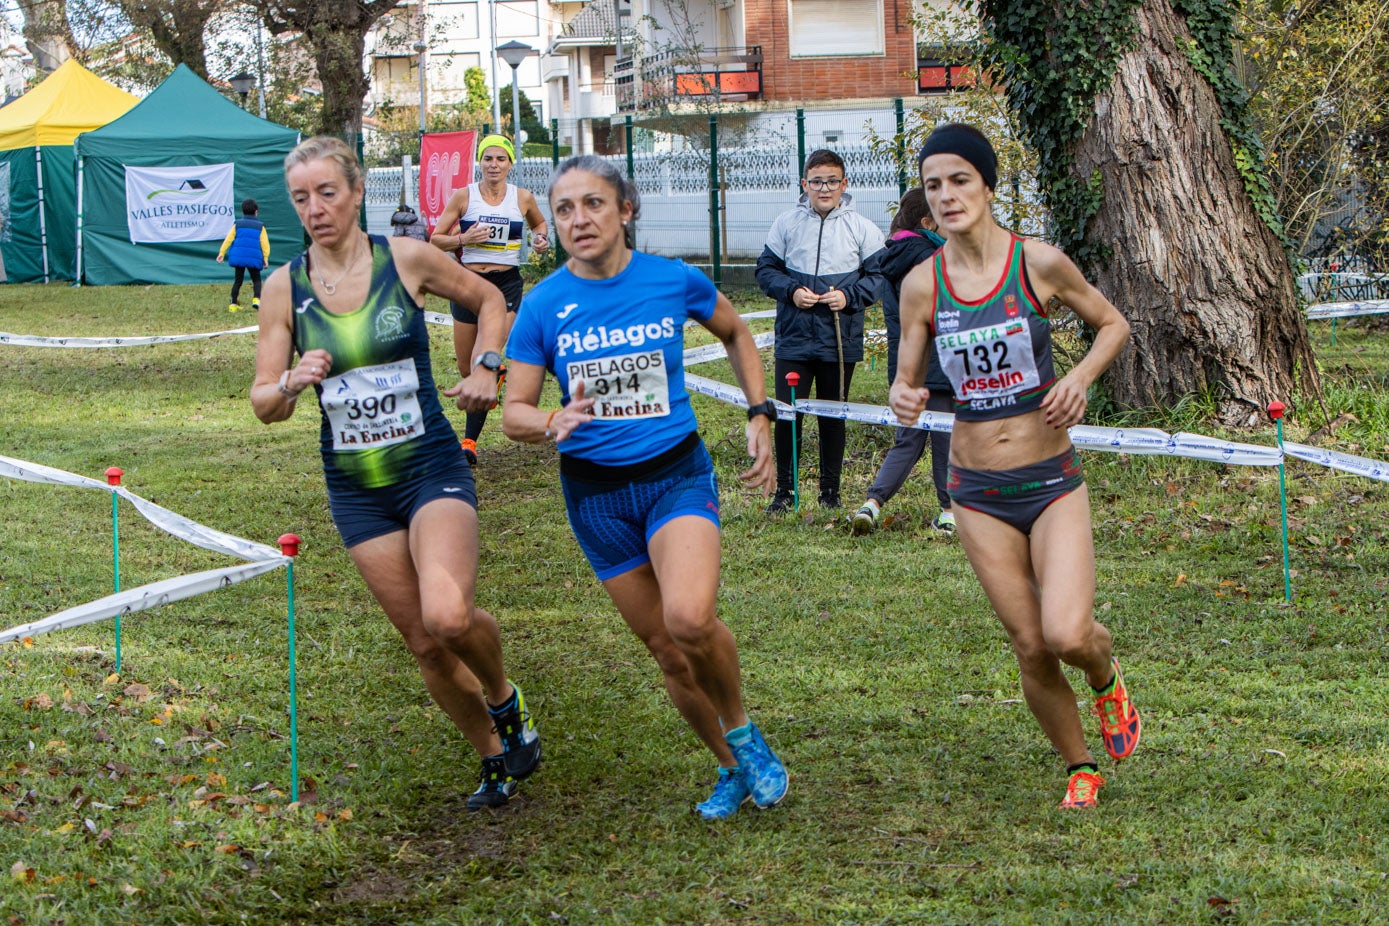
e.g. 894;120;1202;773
316;234;364;296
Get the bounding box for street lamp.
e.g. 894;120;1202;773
496;40;532;147
229;71;255;109
412;40;428;133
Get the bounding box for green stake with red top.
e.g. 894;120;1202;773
279;532;302;802
106;467;123;672
1268;402;1293;602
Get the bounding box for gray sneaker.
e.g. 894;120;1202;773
851;502;880;535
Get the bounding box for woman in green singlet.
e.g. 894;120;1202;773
250;136;541;810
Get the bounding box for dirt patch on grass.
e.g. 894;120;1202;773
330;792;534;906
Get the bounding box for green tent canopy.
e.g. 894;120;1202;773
0;61;139;283
74;65;301;286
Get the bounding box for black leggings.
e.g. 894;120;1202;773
231;266;262;303
773;357;856;497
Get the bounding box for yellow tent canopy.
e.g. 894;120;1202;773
0;60;138;151
0;61;138;281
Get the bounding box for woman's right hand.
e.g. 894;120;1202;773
549;380;596;441
289;348;333;393
889;381;929;426
458;223;492;247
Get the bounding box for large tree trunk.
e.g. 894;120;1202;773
16;0;76;72
119;1;222;81
304;21;369;139
259;0;397;140
1075;0;1319;426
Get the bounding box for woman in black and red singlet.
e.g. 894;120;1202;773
891;124;1139;810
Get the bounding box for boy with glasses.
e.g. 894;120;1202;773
756;149;885;513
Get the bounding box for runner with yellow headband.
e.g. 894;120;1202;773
431;133;550;465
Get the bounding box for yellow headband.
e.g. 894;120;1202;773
477;134;516;163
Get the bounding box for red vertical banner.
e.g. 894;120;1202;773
419;130;477;236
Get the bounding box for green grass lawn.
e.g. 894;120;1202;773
1;285;1386;925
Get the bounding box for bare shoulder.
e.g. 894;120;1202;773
900;255;938;304
1020;237;1081;283
262;263;292;300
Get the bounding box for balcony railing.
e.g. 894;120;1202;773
613;45;762;112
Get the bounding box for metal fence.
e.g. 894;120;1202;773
362;102;1047;284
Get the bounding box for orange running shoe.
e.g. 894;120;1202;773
459;437;478;465
1093;656;1141;760
1059;769;1105;809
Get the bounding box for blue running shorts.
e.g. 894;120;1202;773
327;454;478;548
560;434;720;580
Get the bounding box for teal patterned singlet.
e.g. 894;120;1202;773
290;236;459;490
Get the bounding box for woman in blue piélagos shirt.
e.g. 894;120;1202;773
502;155;789;820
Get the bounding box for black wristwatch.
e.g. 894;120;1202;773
472;351;503;373
746;399;778;422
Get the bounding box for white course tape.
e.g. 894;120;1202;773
0;327;259;348
0;560;287;645
1284;442;1389;482
0;455;283;562
1306;301;1389;320
683;331;776;366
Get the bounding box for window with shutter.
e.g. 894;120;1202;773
789;0;884;58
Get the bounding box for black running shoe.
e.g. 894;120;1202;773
466;754;516;810
818;490;841;510
490;683;541;780
765;490;793;514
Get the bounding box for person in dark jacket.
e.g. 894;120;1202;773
755;149;885;512
216;198;270;312
390;203;429;242
851;188;955;534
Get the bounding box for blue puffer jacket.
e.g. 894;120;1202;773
226;217;266;269
755;193;885;362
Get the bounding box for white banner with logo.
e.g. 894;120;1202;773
124;163;236;243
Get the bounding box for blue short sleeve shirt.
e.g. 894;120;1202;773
507;252;717;465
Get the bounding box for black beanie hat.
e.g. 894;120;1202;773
917;123;998;191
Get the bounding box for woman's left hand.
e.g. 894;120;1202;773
739;417;775;494
530;232;549;253
1039;372;1089;430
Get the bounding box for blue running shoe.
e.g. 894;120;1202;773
725;723;788;809
695;766;750;820
490;682;541;780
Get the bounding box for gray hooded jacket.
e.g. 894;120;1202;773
755;192;885;362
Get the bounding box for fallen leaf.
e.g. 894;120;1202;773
338;808;353;821
1174;573;1187;588
121;883;141;896
10;860;34;883
26;693;53;711
213;844;240;855
123;683;152;702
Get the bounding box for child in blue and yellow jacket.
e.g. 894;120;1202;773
216;198;270;312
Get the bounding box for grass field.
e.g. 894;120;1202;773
1;284;1386;925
